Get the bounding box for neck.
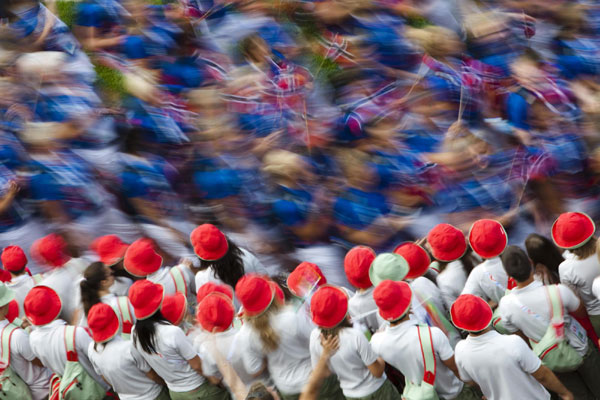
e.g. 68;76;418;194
516;275;534;289
469;326;491;337
98;289;111;298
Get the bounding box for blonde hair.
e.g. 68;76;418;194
246;302;281;353
572;237;597;260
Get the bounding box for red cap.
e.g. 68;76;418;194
270;280;285;305
190;224;229;261
427;224;467;262
30;234;71;268
128;280;164;320
197;292;235;333
24;286;62;326
196;282;234;304
0;269;10;283
310;285;348;329
393;243;431;279
344;246;375;289
161;292;187;326
373;280;412;321
6;300;18;324
1;246;27;272
551;212;595;249
451;294;493;332
468;219;508;259
91;235;129;266
235;274;274;317
88;303;120;343
287;262;327;298
123;238;163;278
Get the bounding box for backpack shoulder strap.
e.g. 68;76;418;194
0;324;18;365
31;274;43;285
64;326;78;362
546;285;564;321
116;296;132;324
169;266;187;297
417;324;436;385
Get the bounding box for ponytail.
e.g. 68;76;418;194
80;262;107;316
246;301;281;353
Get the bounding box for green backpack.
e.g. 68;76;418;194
403;325;440;400
0;323;33;400
529;285;583;373
58;326;107;400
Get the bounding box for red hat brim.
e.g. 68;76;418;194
100;243;129;266
551;213;595;249
133;285;165;320
378;294;412;322
468;221;508;259
193;244;228;262
24;286;62;326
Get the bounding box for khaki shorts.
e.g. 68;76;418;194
345;380;401;400
169;382;231;400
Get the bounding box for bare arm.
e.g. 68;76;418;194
145;369;166;386
366;357;386;378
531;365;573;400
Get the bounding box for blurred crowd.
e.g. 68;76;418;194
1;0;600;279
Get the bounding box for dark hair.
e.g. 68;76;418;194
500;245;533;283
198;239;245;288
320;316;353;339
525;234;563;278
439;247;476;275
246;382;275;400
80;262;109;316
570;237;597;260
133;311;171;354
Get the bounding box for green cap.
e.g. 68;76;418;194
369;253;409;286
0;283;14;308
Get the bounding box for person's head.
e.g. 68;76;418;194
500;245;533;283
311;285;350;338
30;233;71;269
344;246;376;290
240;34;270;64
393;243;431;280
246;382;276;400
287;262;328;298
551;212;596;260
450;294;493;335
161;293;187;327
368;253;409;286
80;262;115;316
23;285;62;327
468;219;508;260
129;280;167;354
196;292;235;333
1;245;27;276
426;223;467;263
190;224;244;288
510;48;545;88
525;233;564;276
236;274;280;352
123;238;163;278
373;280;412;326
88;303;120;350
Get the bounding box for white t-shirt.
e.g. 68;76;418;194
148;264;196;303
436;261;468;312
28;320;109;390
39;258;88;323
110;276;133;296
88;336;163;400
593;276;600;300
194;248;267;292
411;276;448;321
371;319;463;400
455;331;549;400
132;323;204;392
461;257;508;303
242;307;314;395
348;287;383;333
498;281;588;356
77;293;136;329
7;274;36;318
194;327;265;389
309;327;385;398
559;255;600;315
0;320;51;400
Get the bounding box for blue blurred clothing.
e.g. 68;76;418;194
334;188;390;230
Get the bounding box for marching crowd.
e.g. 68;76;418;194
2;0;600;398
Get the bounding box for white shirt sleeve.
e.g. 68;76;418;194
558;284;581;313
130;345;151;373
454;344;473;382
431;327;454;361
461;268;484;298
241;332;266;375
172;327;199;361
497;297;519;334
309;329;322;368
512;336;542;374
12;329;36;361
354;330;377;367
